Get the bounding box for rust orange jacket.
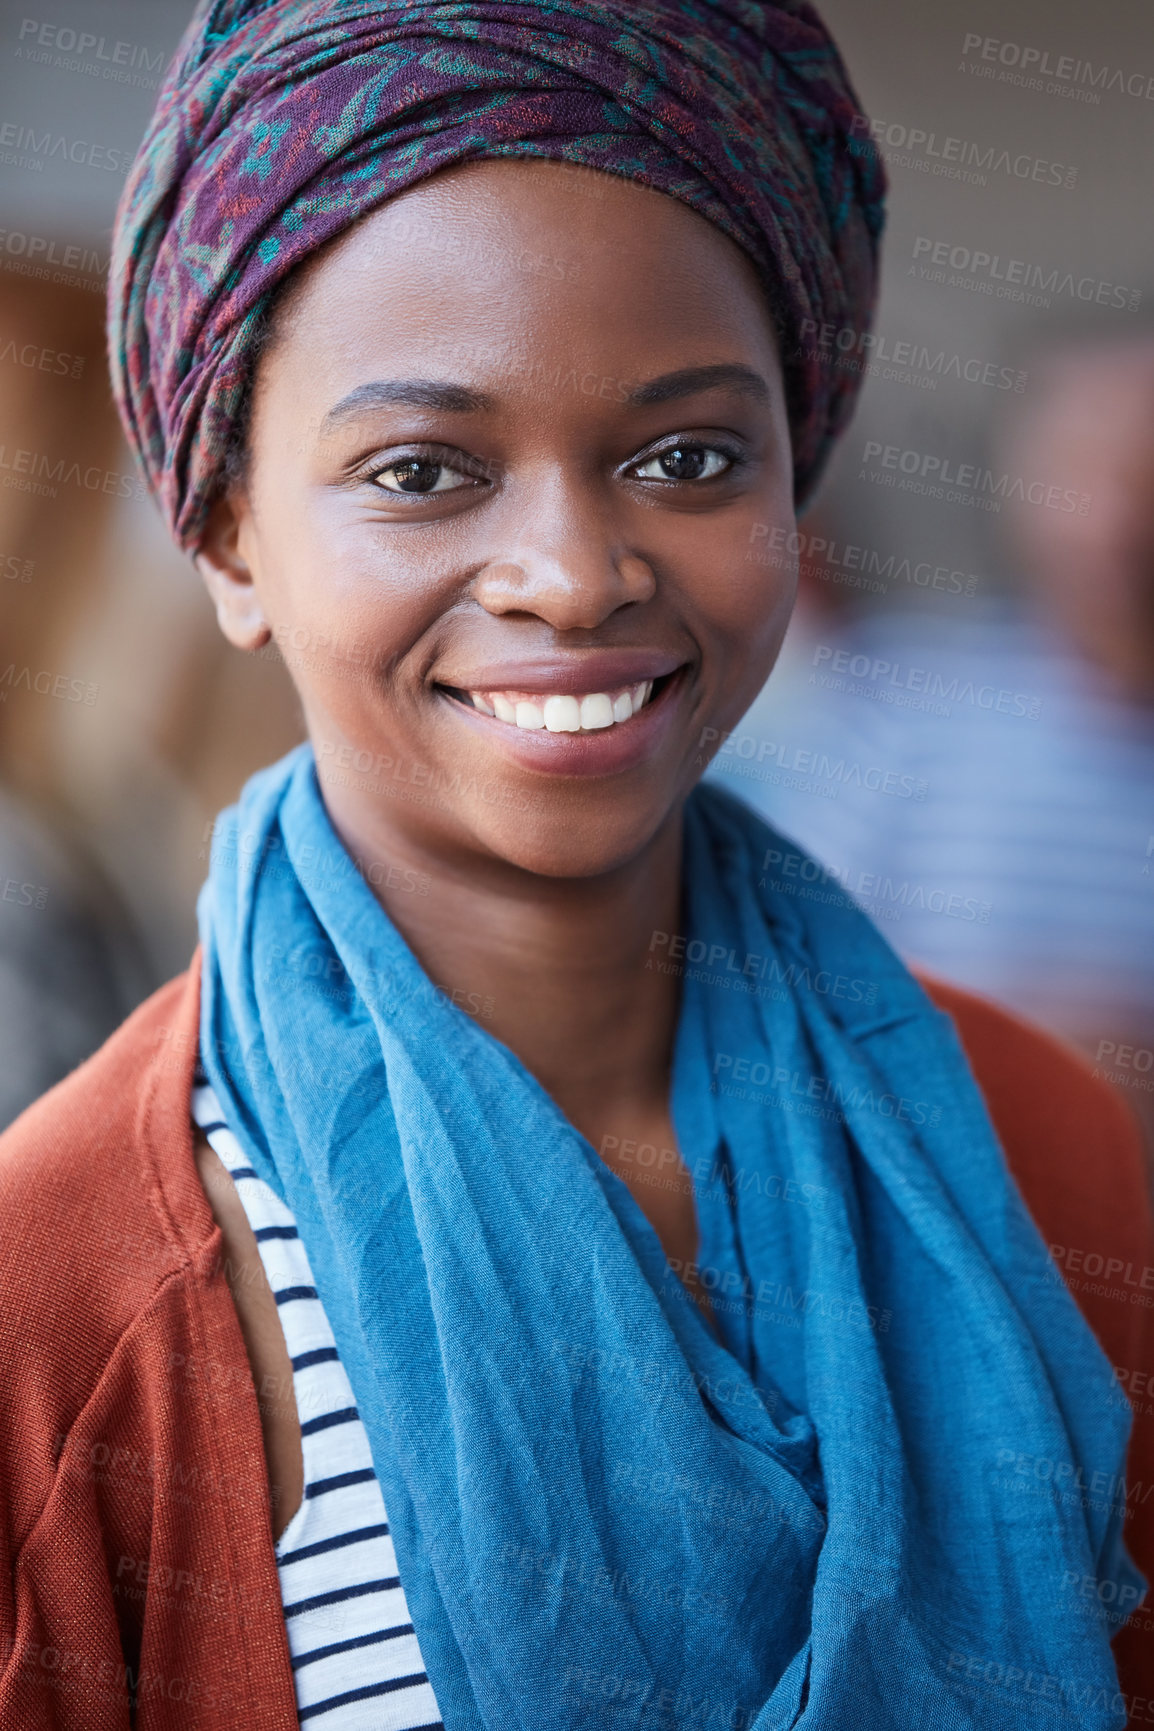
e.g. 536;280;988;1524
1;957;1153;1728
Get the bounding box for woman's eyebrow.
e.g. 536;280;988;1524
627;363;770;406
320;362;767;434
320;378;496;433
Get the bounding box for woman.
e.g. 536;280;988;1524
1;1;1152;1727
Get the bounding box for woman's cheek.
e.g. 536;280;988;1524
684;509;797;641
271;531;437;688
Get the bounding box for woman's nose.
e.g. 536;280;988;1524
471;481;656;630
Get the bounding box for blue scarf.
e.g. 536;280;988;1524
199;744;1142;1730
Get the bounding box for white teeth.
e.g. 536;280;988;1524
465;679;664;731
544;695;582;732
580;693;615;730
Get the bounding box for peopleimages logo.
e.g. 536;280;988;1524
0;339;84;379
749;525;981;601
0;120;132;173
698;727;929;802
0;228;106;274
14;19;169;90
0;227;108;296
794;318;1026;394
762;847;992;927
850;115;1077;189
910;236;1141;312
712;1050;939;1128
648;929;877;1006
960;33;1154;103
860;440;1091;515
0;443;146;503
811;645;1042;719
0;664;98;705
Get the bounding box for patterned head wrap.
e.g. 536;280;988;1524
108;0;885;551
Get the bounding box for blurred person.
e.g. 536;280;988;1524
0;785;151;1127
0;5;1150;1730
727;338;1154;1145
1019;339;1154;706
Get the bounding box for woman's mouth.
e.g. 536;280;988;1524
433;665;687;778
460;680;655;732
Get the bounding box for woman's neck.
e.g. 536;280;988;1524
324;791;685;1145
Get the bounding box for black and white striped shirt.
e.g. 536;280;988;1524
191;1070;443;1730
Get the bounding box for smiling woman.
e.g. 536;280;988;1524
1;2;1152;1729
197;164;795;887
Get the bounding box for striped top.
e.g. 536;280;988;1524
191;1069;444;1731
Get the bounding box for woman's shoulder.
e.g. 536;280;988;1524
918;970;1153;1351
0;963;297;1726
0;960;209;1237
919;970;1147;1199
917;978;1154;1691
0;963;218;1468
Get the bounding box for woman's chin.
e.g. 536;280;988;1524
463;799;679;882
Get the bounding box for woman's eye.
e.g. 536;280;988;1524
632;444;733;483
372;458;471;495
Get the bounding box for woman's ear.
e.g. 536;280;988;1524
194;491;272;651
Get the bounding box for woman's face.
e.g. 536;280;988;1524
199;158;796;879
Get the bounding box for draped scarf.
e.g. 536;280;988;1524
199;744;1142;1729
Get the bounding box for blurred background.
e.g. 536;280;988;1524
0;0;1152;1143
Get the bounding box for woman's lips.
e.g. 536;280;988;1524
437;665;688;778
440;649;683;698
